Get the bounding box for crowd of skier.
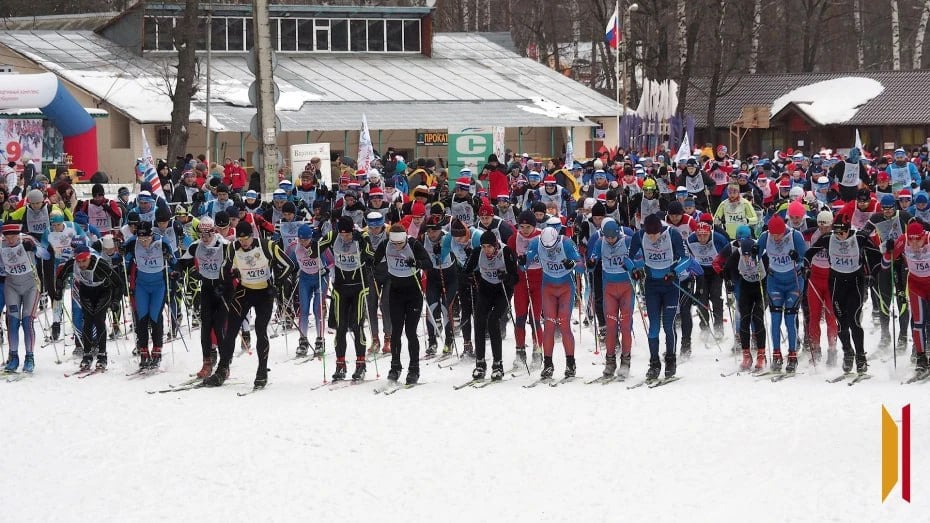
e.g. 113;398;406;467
2;142;930;390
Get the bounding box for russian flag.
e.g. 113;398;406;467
605;7;620;49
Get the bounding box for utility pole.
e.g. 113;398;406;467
205;5;212;164
252;0;279;196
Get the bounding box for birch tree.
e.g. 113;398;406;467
914;0;930;69
891;0;901;70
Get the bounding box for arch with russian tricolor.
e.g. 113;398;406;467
0;72;98;175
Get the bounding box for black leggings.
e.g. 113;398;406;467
457;271;478;341
426;267;458;346
738;280;766;350
200;282;227;359
220;286;272;369
475;285;510;363
389;281;424;371
333;284;367;360
830;271;865;357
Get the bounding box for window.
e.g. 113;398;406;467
368;20;385;52
350;19;367;51
143;16;157;50
245;20;254;49
228;18;245;51
211;18;226;51
386;20;403;52
315;19;330;51
331;20;348;51
297;19;314;51
280;18;297;51
403;20;420;52
898;127;924;147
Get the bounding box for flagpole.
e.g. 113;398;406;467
615;0;621;154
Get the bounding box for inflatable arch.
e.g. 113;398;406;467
0;72;98;175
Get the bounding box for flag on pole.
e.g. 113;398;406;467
674;132;691;165
605;7;621;49
854;128;864;152
139;128;165;199
358;114;374;173
565;140;574;171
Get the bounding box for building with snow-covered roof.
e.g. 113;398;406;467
0;2;622;183
686;71;930;157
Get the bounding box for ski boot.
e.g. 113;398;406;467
754;348;767;371
387;365;401;382
332;360;347;381
442;341;453;356
204;365;229;387
826;349;838;367
856;353;868;375
665;352;677;378
196;356;214;379
602;354;617;377
564;355;576;378
352;360;366;381
405;368;419;385
73;336;83;357
770;350;783;372
79;354;93;371
912;348;918;364
786;353;798;374
150;347;162;369
314;337;325;357
530;349;543;370
680;340;691;361
646;356;661;380
597;325;606;342
879;331;891;350
23;353;34;373
138;347;151;370
296;337;310;357
425;340;437;358
472;359;487;380
842;350;854;373
462;340;474;358
240;331;252;352
95;354;107;370
490;360;504;381
618;353;631;378
367;336;380;356
739;348;752;371
51;322;61;341
809;345;822;365
510;347;527;373
253;366;268;389
540;356;554;379
916;352;929;373
381;337;392;354
3;352;19;372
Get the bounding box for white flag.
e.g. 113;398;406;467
674;132;691;165
854;128;864;152
358;114;374;173
565;140;574;170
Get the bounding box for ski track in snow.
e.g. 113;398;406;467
0;301;923;522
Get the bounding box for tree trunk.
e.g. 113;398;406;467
891;0;901;70
677;0;687;72
749;0;761;74
675;11;702;117
914;0;930;68
166;0;200;168
706;0;728;135
853;0;864;69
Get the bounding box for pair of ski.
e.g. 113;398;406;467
825;372;872;385
585;374;627;385
2;370;31;382
453;377;508;390
373;381;426;395
901;370;930;384
309;378;375;391
626;376;682;389
64;368;106;379
125;368;165;379
146;378;242;394
523;376;578;388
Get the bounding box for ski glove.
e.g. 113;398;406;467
663;270;677;282
630;268;645;281
586;257;597;269
169;271;181;281
788;249;799;262
562;258;575;270
517;254;527;266
406;257;417;268
885;238;895;253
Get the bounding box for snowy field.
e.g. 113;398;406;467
1;299;924;522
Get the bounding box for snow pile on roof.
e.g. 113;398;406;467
516;97;585;122
770;77;884;125
207;79;321;112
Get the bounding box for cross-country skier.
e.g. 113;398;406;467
802;210;839;365
718;236;767;370
860;194;910;350
523;227;583;379
421;214;456;358
757;214;807;373
287;224;330;358
628;213;689;379
372;223;432;384
0;224;40;374
883;221;930;377
53;244;122;371
124;221;177;370
586;218;634;378
507;210;544;370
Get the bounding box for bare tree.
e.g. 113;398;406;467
748;0;761;74
853;0;865;69
166;0;200;164
891;0;901;69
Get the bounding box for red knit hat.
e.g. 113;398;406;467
907;221;925;239
411;201;426;217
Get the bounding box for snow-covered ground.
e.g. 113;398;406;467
1;298;924;522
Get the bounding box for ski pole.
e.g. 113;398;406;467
890;260;897;370
671;278;725;353
163;266;175;366
436;263;459;358
360;267;379;379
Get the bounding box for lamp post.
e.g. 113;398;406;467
617;2;638;150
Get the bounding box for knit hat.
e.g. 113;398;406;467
643;213;662;234
1;223;20;235
881;194;896;207
816;211;833;226
411;201;426;217
337;216;354;233
735;224;752;240
739;238;755;256
298;224;313;240
667;201;684;215
787;201;806;218
74;244;91;263
92;183;105;197
601;219;620;238
26;189;43;204
479;229;498;246
450;219;467;237
907;221;925;239
214;211;230;227
235;221;253;237
282;202;297;214
767;214;787;235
